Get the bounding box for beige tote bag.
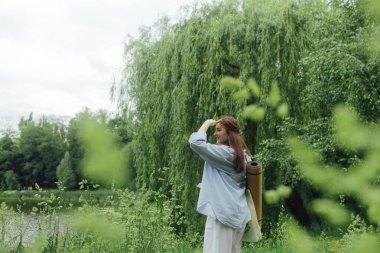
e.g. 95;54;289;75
242;189;262;242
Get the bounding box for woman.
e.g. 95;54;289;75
189;116;251;253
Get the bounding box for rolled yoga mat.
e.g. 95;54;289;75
246;161;263;227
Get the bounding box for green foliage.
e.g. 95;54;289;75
114;0;311;231
360;0;380;56
78;119;131;188
243;105;266;122
69;213;125;244
283;117;380;250
247;79;260;98
0;108;134;191
0;188;200;253
1;170;20;190
112;0;379;238
66;112;88;185
287;219;318;253
2;0;380;251
0;135;22;190
220;76;244;90
276;103;289;119
66;108;110;187
266;81;281;108
214;3;380;251
299;1;380;121
265;185;292;205
56;152;76;190
249;78;380;251
18;120;65;188
311;199;350;226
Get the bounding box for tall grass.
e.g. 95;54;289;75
0;187;202;253
1;186;374;253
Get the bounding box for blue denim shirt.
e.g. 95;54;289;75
189;132;251;229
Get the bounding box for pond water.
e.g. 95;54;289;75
0;209;69;246
0;192;113;246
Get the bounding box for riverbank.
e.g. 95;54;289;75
0;189;116;212
0;188;202;252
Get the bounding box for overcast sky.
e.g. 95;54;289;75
0;0;211;131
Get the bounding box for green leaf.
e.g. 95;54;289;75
265;190;280;204
312;199;349;225
276;103;289;118
333;105;370;151
352;233;380;253
367;202;380;223
277;185;292;198
220;76;243;90
242;105;266;122
233;89;250;102
287;220;318;253
266;81;281;107
70;213;125;243
247;78;260;98
79;119;130;187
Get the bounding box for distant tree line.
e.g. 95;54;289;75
0;109;133;190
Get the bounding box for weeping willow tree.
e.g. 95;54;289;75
113;0;380;233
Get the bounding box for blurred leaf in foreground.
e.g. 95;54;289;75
266;81;281;107
70;213;125;244
220;76;243;90
287;220;318;253
265;185;292;204
243;105;266;122
333;105;370;151
79;119;130;187
312;199;349;226
277;185;292;198
247;78;260;98
367;200;380;223
351;232;380;253
265;189;280;204
233;89;251;102
24;237;46;253
276;103;289;118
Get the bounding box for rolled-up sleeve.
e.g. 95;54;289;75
189;132;236;174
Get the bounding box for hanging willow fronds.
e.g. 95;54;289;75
112;0;380;232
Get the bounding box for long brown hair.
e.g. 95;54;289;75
218;116;251;173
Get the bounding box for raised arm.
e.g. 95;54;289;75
197;119;217;133
189;119;236;174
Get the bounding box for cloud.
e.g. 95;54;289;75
0;0;210;130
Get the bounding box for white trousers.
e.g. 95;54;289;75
203;216;245;253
